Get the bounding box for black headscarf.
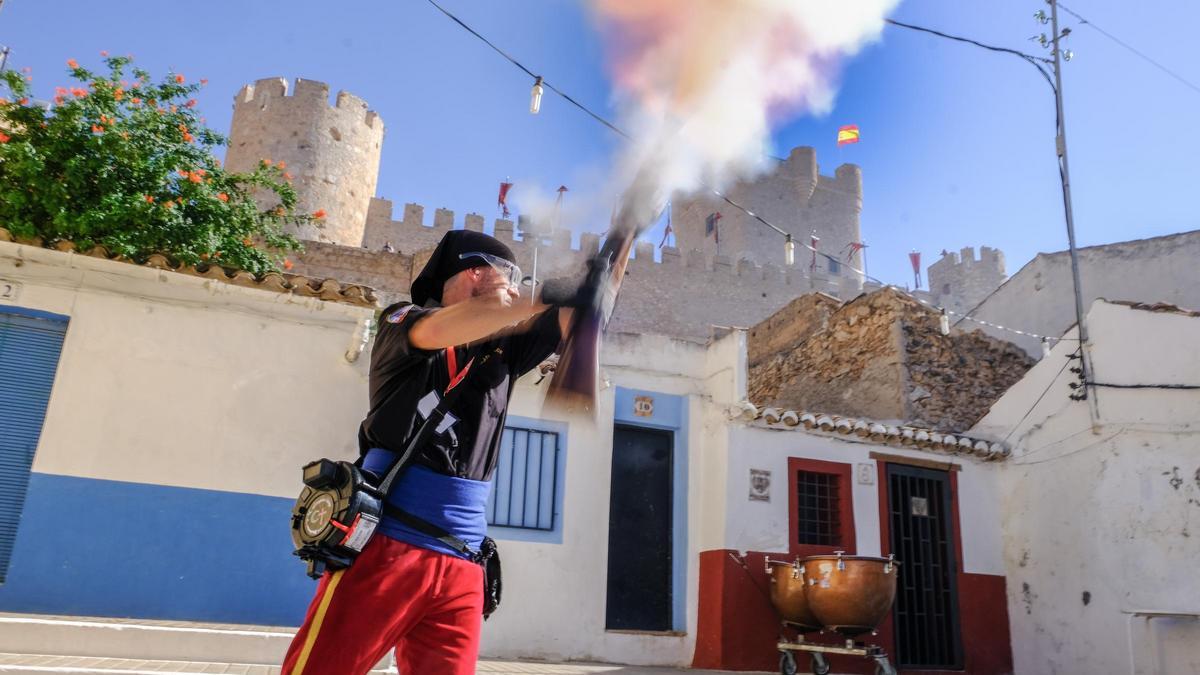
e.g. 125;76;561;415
410;230;517;306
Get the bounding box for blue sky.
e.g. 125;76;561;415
2;1;1197;286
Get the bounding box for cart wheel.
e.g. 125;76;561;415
810;653;832;675
778;651;797;675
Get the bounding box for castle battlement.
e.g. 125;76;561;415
226;77;385;248
234;77;382;130
360;198;857;292
927;244;1007;314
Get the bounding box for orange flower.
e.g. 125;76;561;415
200;78;209;86
91;124;104;133
114;88;124;101
67;58;79;68
164;200;175;209
100;50;109;57
0;98;7;106
121;131;130;140
182;132;194;142
131;97;141;105
276;160;286;169
178;124;188;133
70;87;88;98
185;99;196;108
283;259;294;271
174;74;185;84
283;172;292;181
188;173;202;184
218;193;230;202
0;132;10;143
194;168;207;177
53;95;64;105
312;209;327;219
144;195;155;203
131;81;140;89
18;98;28;105
178;170;189;178
242;237;253;245
146;98;156;107
55;87;67;95
260;158;271;167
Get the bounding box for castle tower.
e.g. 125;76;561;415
927;246;1007;313
226;78;385;247
671;146;864;294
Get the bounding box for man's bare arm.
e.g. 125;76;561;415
408;297;547;350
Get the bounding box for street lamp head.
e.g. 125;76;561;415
1062;49;1074;62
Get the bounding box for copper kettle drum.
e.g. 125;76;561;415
802;552;899;637
765;557;821;632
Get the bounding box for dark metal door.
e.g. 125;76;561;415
606;425;673;631
886;464;963;669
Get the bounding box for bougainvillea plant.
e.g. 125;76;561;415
0;54;318;275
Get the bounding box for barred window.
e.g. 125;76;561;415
487;426;561;531
795;470;842;546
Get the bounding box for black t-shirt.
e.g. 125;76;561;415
357;302;562;481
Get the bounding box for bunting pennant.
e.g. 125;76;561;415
844;241;867;261
498;180;513;218
909;250;922;290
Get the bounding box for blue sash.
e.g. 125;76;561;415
363;448;490;559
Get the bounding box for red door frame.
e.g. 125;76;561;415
787;457;857;557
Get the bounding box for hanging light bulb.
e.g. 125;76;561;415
529;76;544;115
1062;49;1074;61
939;309;950;336
784;234;796;266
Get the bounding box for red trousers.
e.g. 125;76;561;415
282;536;483;675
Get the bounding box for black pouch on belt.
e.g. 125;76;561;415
478;536;502;620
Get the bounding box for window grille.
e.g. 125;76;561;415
795;470;842;547
487;426;560;531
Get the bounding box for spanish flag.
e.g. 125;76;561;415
837;125;860;146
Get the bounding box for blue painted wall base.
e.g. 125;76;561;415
0;473;316;626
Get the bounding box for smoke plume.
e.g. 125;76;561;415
589;0;897;225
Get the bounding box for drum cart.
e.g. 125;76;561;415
776;627;897;675
762;551;900;675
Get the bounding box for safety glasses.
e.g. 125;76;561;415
459;251;523;287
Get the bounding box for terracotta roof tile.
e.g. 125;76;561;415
739;402;1011;461
0;228;379;308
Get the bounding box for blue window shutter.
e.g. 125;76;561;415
0;308;69;583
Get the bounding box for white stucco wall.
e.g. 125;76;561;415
0;241;373;498
478;331;744;666
719;424;1005;576
963;230;1200;357
973;300;1200;675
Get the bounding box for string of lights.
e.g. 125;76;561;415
420;0;1067;343
1057;2;1200;97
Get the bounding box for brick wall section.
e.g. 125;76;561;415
749;288;1034;430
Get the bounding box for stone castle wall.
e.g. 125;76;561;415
223;78;1008;337
226;78;384;247
672;147;864;292
292;203;877;339
927;245;1006;314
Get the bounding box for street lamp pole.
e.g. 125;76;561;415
1047;0;1099;423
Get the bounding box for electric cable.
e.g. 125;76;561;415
419;0;1066;342
1057;2;1200;97
884;18;1057;93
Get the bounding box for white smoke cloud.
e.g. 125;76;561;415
589;0;898;223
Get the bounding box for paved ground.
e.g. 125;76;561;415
0;653;768;674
